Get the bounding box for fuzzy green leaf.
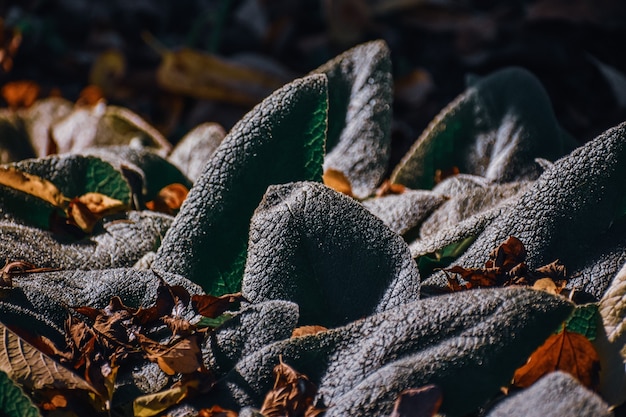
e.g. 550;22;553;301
311;40;393;198
153;75;327;295
391;67;575;190
0;370;41;417
565;304;600;341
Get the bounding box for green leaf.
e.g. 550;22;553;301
417;235;476;279
196;313;235;329
565;304;599;341
391;67;576;190
311;40;393;198
0;370;41;417
241;181;420;327
153;74;328;295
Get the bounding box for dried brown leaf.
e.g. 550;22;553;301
376;180;406;197
137;334;202;375
0;320;101;395
192;293;245;318
0;166;68;207
260;358;323;417
291;325;328;338
198;405;238;417
486;236;526;271
323;169;353;197
1;80;39;109
389;384;443;417
513;329;601;391
145;183;189;215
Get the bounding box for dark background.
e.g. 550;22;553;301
4;0;626;170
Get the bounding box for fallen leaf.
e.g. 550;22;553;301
155;45;283;106
76;85;105;107
0;20;21;73
0;320;101;396
434;166;460;185
198;405;238;417
513;329;601;391
137;334;203;375
1;260;59;287
323;169;353;197
1;80;39;109
389;384;443;417
0;166;68;208
40;394;67;411
88;49;125;99
532;277;561;295
191;293;245;319
375;180;406;197
291;325;328;338
133;379;198;417
260;358;323;417
145;183;189;215
486;236;526;271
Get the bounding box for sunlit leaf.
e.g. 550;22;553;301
133;380;198;417
156;46;284;106
145;183;189;215
0;166;67;208
323;169;353;197
137;334;203;376
192;293;245;319
513;329;601;391
389;385;442;417
0;321;100;395
1;81;39;109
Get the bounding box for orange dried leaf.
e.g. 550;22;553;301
375;180;406;197
1;80;39;109
146;183;189;215
260;358;323;417
0;166;67;207
323;169;353;196
486;236;526;271
292;325;328;338
434;166;460;185
137;334;202;375
41;394;68;411
192;293;245;319
76;85;105;106
67;193;127;233
390;384;443;417
513;329;601;391
198;405;238;417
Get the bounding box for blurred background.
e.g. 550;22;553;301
3;0;626;169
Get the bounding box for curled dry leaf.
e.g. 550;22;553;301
513;329;601;391
0;166;67;208
291;325;328;338
198;405;238;417
133;379;199;417
323;169;353;197
155;45;284;106
137;333;203;376
67;192;128;233
1;260;59;287
260;358;324;417
375;179;406;197
1;80;39;109
191;293;245;319
145;183;189;215
444;236;568;293
389;384;443;417
76;85;105;107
